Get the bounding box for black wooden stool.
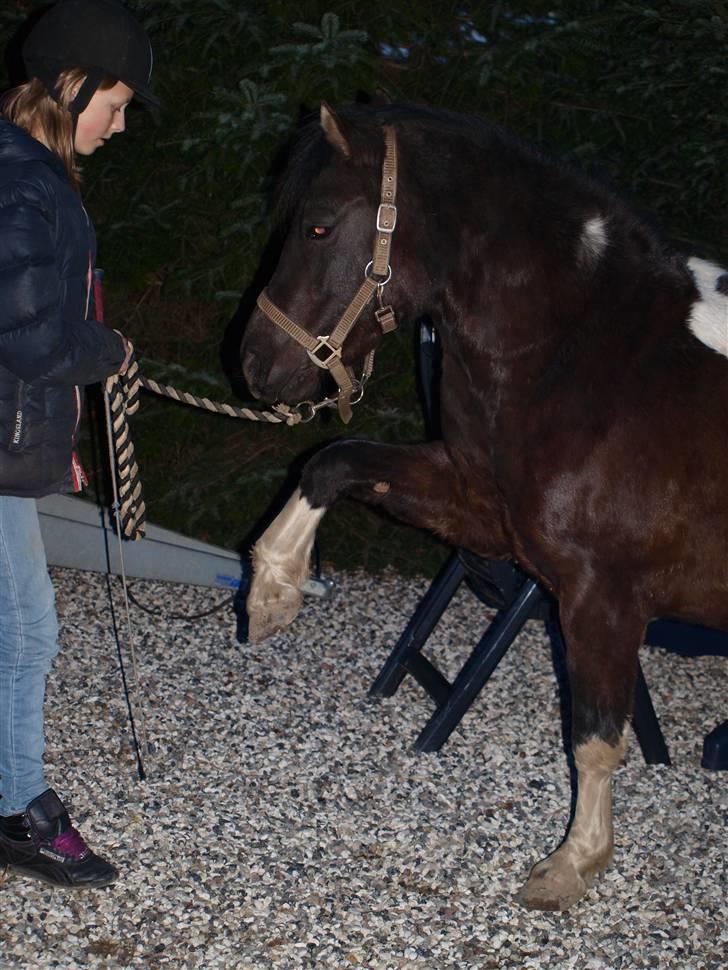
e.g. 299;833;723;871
369;549;671;764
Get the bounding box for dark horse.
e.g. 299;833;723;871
240;103;728;910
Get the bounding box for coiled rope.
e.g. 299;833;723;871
104;355;145;540
104;348;303;542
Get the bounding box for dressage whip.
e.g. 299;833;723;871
95;269;150;780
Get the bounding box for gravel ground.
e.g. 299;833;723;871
1;565;725;969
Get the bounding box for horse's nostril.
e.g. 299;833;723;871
241;350;263;397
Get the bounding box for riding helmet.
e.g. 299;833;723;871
22;0;160;114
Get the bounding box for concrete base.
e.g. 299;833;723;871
37;494;244;590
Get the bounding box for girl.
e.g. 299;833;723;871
0;0;159;889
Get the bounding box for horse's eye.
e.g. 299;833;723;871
306;226;330;239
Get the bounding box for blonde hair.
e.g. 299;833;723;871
1;69;116;192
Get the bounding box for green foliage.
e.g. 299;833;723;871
1;1;725;574
80;2;378;291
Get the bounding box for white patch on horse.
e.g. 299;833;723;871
687;257;728;359
578;215;608;267
246;488;325;642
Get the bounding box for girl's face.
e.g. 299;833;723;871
74;80;134;155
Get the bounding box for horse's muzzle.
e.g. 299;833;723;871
241;343;324;405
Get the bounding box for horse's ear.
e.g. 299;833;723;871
320;102;352;159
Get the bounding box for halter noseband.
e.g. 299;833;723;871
256;126;399;424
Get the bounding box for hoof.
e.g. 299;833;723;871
246;565;304;644
518;851;604;911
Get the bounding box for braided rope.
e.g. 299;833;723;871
105;356;146;541
103;353;304;542
137;374;302;425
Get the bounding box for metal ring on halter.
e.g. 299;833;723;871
291;401;318;423
364;261;392;285
350;381;366;405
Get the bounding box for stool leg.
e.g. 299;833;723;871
702;721;728;770
632;662;671;765
369;552;465;698
414;579;544;752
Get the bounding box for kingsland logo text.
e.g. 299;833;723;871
12;410;22;445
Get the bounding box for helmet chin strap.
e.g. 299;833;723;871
50;65;106;116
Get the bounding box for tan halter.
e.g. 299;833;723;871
256;126;399;423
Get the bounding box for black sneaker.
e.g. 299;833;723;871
0;789;118;888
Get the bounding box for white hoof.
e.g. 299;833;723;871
518;849;605;911
245;488;324;643
246;558;305;643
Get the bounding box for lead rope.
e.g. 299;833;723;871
104;354;311;544
100;352;309;781
136;375;304;426
94;259;371;779
105;356;146;540
98;351;338;781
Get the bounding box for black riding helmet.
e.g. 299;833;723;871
22;0;160;115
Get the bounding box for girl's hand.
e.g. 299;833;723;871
115;331;134;374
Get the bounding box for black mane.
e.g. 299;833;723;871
273;102;686;287
274;103;529;222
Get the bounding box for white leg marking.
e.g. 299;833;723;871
687;257;728;358
520;727;629;911
578;215;608;267
246;487;325;642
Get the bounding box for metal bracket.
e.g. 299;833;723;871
308;336;342;369
301;576;336;599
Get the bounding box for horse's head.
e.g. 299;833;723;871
241;104;402;423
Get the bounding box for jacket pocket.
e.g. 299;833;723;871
8;380;27;452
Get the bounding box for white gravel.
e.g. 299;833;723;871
1;566;725;969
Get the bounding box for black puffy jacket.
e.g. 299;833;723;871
0;120;125;497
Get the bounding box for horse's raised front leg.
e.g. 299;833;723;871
519;588;643;910
246;439;506;643
245;485;326;643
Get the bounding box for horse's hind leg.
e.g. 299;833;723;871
519;590;643;911
246;439;505;643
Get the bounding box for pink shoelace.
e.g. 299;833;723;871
50;827;89;861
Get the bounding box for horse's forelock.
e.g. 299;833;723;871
274;121;332;226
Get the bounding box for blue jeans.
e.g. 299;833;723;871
0;496;58;815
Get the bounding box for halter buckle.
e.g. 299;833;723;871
376;203;397;233
308;336;342;369
375;305;397;334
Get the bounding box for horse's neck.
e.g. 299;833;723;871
435;303;568;396
398;135;586;362
398;124;694;413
